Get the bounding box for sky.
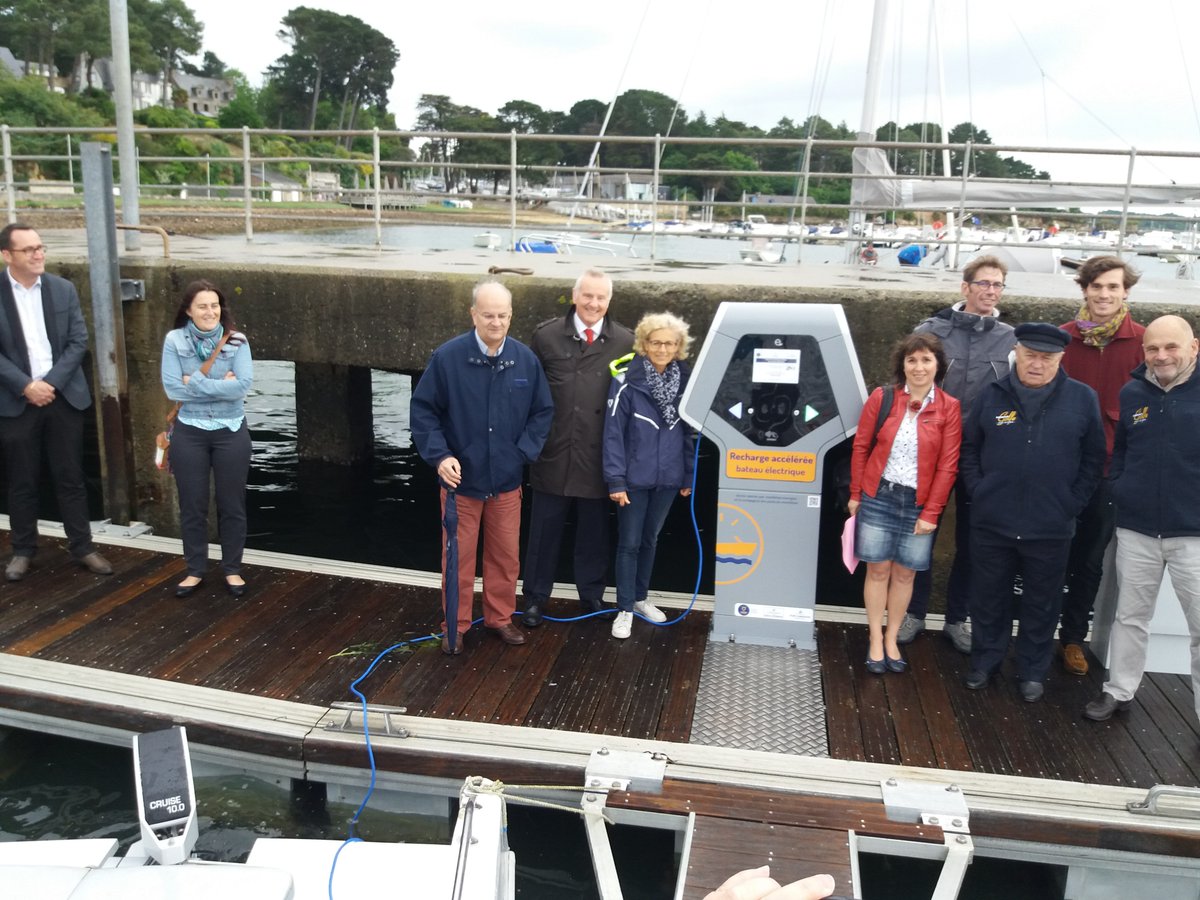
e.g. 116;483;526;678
181;0;1200;186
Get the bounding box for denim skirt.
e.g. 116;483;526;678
855;480;933;571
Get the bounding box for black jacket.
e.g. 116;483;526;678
960;368;1105;540
528;308;634;499
1111;365;1200;538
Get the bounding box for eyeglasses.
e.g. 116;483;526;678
647;340;679;349
6;245;47;257
968;279;1005;291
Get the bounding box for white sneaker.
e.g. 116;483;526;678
612;611;633;639
633;600;668;623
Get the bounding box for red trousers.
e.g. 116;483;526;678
440;487;522;635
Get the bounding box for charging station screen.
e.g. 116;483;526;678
711;334;836;446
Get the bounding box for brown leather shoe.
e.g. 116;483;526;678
441;633;464;655
5;555;31;582
78;551;114;575
488;622;526;645
1060;643;1089;676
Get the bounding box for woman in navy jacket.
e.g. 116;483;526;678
603;312;696;640
849;333;961;673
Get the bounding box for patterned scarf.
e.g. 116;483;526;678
187;320;224;361
1075;302;1127;348
643;356;681;427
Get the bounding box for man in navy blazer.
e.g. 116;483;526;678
0;224;112;580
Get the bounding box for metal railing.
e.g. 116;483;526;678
4;124;1199;265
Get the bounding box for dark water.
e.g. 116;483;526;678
243;361;723;595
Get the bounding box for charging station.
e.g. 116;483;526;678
680;303;867;649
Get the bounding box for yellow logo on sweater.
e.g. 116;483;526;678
1131;406;1150;425
994;410;1018;426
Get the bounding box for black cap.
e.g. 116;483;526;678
1015;322;1070;353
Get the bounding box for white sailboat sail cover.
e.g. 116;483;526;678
852;148;1200;209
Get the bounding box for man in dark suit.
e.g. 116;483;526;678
0;223;112;580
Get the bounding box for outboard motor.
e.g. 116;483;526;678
132;725;199;866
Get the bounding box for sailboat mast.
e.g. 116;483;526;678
847;0;891;262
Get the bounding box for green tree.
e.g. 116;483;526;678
218;74;263;129
129;0;203;106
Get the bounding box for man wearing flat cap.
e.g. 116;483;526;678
958;322;1105;701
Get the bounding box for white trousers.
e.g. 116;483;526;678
1103;528;1200;726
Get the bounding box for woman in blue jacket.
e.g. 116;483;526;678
161;280;254;599
603;312;695;640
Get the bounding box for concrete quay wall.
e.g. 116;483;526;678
51;256;1197;534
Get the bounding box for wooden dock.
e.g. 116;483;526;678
2;529;1199;895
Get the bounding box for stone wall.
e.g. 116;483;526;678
53;258;1196;534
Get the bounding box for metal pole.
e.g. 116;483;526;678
2;125;14;224
848;0;890;263
80;142;134;524
651;134;661;263
242;126;253;242
1117;148;1136;255
66;134;74;187
108;0;141;250
509;130;517;250
372;128;382;247
796;136;814;264
952;141;973;270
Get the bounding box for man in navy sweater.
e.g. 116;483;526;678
959;323;1105;702
1085;315;1200;724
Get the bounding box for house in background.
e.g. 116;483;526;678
1;46;61;89
172;72;234;117
74;57;233;118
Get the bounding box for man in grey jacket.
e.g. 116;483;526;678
0;224;112;581
521;268;635;626
902;255;1016;652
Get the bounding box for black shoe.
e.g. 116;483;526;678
224;577;246;598
579;597;603;614
884;654;908;673
522;603;543;627
175;576;204;598
864;656;886;675
964;669;991;690
1020;680;1044;703
1084;691;1132;721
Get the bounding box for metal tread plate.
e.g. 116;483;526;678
690;642;828;757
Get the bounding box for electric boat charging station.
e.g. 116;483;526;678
680;302;867;649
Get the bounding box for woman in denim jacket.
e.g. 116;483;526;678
161;280;254;598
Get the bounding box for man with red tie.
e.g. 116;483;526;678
521;268;635;626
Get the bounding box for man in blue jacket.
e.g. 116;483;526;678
410;279;553;655
959;323;1105;701
1085;315;1200;724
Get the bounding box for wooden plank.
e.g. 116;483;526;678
165;573;333;686
0;552;178;652
426;625;511;720
1120;676;1200;787
145;569;317;681
1145;672;1200;742
617;617;677;739
816;622;867;762
654;609;710;743
683;817;853;900
483;611;570;726
840;623;901;765
880;649;938;769
11;555;184;657
903;631;974;771
525;619;606;729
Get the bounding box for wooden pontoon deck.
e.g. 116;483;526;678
2;532;1199;895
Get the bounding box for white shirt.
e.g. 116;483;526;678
881;385;935;489
573;312;602;343
7;272;53;379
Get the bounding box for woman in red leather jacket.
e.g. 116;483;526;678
849;334;961;674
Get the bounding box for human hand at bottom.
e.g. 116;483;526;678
703;866;836;900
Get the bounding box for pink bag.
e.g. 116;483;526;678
841;515;860;573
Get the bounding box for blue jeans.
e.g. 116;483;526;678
615;488;677;612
